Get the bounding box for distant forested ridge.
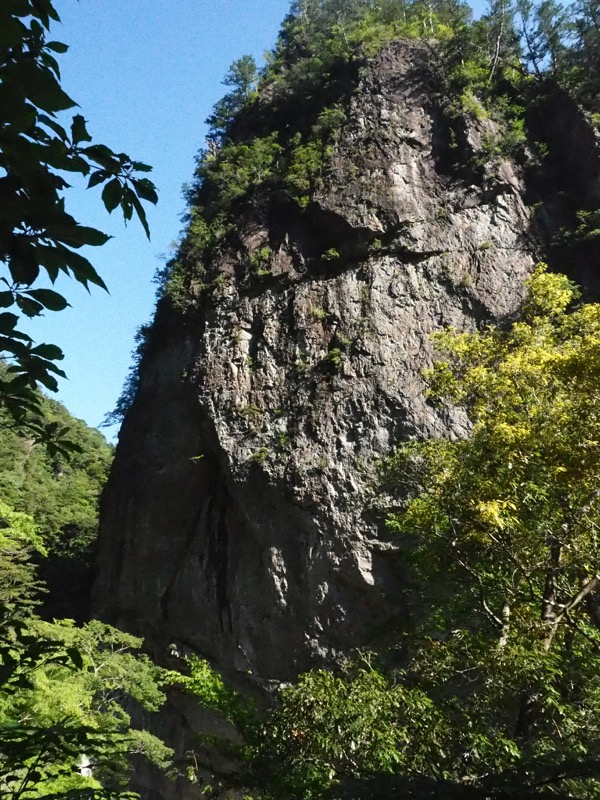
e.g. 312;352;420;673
0;384;113;618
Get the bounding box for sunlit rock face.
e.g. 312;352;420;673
95;37;600;752
93;39;600;796
94;39;536;679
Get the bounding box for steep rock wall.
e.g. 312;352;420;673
96;42;533;682
94;42;538;687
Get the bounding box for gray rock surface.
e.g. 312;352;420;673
95;41;535;682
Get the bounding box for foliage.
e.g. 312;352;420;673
0;391;112;558
0;612;171;799
149;0;600;314
166;655;255;734
0;5;172;796
106;2;600;796
158;96;348;304
555;208;600;246
0;379;113;618
0;523;171;800
378;265;600;797
206;55;259;144
0;0;157;446
0;499;46;611
254;658;446;799
198;133;283;216
249;246;272;276
170;267;600;800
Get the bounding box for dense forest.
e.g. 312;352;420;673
3;0;600;799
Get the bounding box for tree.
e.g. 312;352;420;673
381;265;600;797
567;0;600;111
0;0;158;451
205;55;258;144
0;512;171;800
0;4;168;797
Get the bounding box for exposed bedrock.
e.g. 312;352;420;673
94;40;600;705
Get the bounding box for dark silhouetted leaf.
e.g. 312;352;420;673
16;295;44;317
46;40;68;53
132;177;158;205
101;177;123;213
71;113;91;145
87;169;109;189
30;342;63;360
26;288;69;311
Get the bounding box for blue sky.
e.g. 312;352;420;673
31;0;486;439
30;0;290;438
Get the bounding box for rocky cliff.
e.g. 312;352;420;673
93;37;600;795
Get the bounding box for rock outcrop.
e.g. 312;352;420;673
93;39;600;796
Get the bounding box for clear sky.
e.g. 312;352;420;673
30;0;486;439
30;0;290;439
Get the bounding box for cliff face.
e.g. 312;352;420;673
94;39;600;702
94;41;536;675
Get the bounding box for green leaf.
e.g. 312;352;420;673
0;292;14;308
30;0;61;28
16;295;44;318
46;40;69;53
87;169;109;189
25;288;69;311
4;0;33;20
33;371;58;392
7;61;76;113
82;143;117;169
57;225;111;248
132;177;159;205
54;245;108;290
132;161;153;172
67;647;84;670
0;17;26;50
0;313;19;333
121;196;134;223
71;113;92;145
9;254;40;286
30;343;64;360
128;190;151;239
101;177;123;213
38;113;68;141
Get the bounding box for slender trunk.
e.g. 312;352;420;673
515;539;562;741
498;601;511;649
489;20;504;82
515;686;539;741
541;540;562;652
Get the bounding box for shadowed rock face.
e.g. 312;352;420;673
94;41;537;687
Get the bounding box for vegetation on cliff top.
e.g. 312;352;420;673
154;0;600;306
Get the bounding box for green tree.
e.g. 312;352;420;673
0;513;171;800
381;265;600;796
516;0;570;76
254;659;446;799
567;0;600;110
0;613;170;800
0;0;158;448
205;55;258;143
0;498;46;609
